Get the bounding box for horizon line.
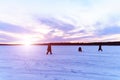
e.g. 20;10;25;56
0;41;120;46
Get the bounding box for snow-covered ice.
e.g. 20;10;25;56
0;46;120;80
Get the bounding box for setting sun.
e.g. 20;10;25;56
22;40;33;46
21;36;35;46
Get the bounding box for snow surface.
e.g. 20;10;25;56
0;46;120;80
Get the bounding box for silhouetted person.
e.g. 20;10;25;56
78;47;82;52
46;44;52;55
98;45;103;51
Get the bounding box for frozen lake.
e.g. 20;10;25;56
0;46;120;80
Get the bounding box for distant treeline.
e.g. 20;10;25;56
0;41;120;46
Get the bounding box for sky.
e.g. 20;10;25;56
0;0;120;44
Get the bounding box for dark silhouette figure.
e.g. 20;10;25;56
78;47;82;52
98;45;103;51
46;44;52;55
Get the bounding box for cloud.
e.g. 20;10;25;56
34;16;96;42
0;21;32;33
95;34;120;42
37;17;74;31
0;30;45;43
0;0;120;43
98;26;120;35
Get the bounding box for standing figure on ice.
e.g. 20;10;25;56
98;45;103;51
78;47;82;52
46;44;52;55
